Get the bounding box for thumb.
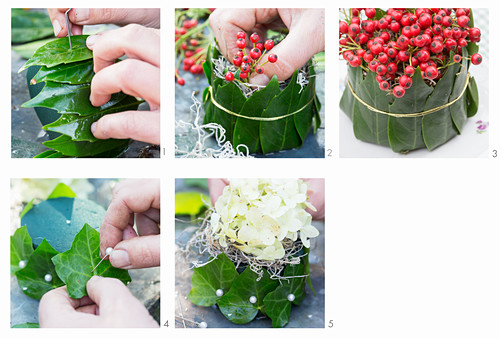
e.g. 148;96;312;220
109;235;160;269
249;17;324;86
86;276;131;309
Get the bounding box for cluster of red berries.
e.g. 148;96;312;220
175;16;210;86
224;32;278;82
340;8;483;98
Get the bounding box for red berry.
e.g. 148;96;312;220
469;27;481;39
399;75;412;89
452;54;462;63
177;77;185;86
348;23;360;36
233;56;243;67
365;8;376;18
190;39;198;46
471;53;483;65
457;15;470;28
379;80;389;91
236;38;246;49
239;71;248;80
225;72;235;81
393;85;405;98
349;56;361;67
268;53;278;63
236;31;246;39
405;66;415;77
256;42;264;51
264;40;274;51
339;21;348;34
256;67;264;74
250;47;262;59
250;33;259;43
241;63;251;73
425;66;439;79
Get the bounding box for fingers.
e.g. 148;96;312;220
100;179;160;256
89;58;160;107
91;110;160;145
110;235;160;269
86;25;160;73
250;9;325;85
47;8;83;38
207;179;230;206
70;8;160;28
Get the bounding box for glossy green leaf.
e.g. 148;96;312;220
22;81;135;116
33;60;94;84
262;263;306;328
52;224;131;299
340;65;363;120
47;182;76;200
43;96;141;142
19;35;93;72
188;253;239;307
352;71;393;147
449;48;469;134
466;76;479;117
217;267;279;324
21;196;105;252
210;82;247;143
294;63;317;143
11;226;34;274
422;63;460;151
12;37;55;59
260;71;303;154
16;239;64;300
388;68;433;153
12;322;40;328
11;9;53;44
43;135;130;157
175;191;209;216
233;76;281;153
20;199;34;219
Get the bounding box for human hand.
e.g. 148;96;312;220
209;8;325;86
39;276;158;328
207;178;325;220
100;179;160;269
47;8;160;38
86;25;160;144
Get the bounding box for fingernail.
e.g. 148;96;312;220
53;20;62;36
110;250;131;268
88;275;102;284
250;74;271;86
86;34;98;49
73;8;90;22
91;122;97;135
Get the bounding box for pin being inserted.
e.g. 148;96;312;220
91;247;114;272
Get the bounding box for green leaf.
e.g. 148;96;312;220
33;60;94;84
388;68;433;152
260;70;303;154
16;239;64;300
21;196;105;252
422;62;460;151
12;38;55;59
19;35;93;72
233;76;281;153
175;191;209;216
466;76;479;117
43;135;130;157
12;322;40;328
22;82;136;116
262;263;306;328
188;253;239;306
19;199;34;219
47;182;76;200
183;178;209;190
339;65;363;120
294;62;317;143
449;48;469;134
11;226;34;274
352;71;393;147
42;96;141;142
217;267;279;324
52;224;131;299
11;9;53;44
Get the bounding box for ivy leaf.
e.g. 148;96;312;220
217;267;279;324
47;182;76;200
187;253;239;307
16;239;64;300
52;224;131;299
21;195;105;252
262;263;306;328
12;37;55;59
33;60;94;84
174;191;209;216
19;35;93;72
11;226;34;274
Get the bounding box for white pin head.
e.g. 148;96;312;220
216;289;224;297
199;321;208;328
249;296;257;304
287;293;295;302
18;260;27;269
44;273;53;282
105;247;113;256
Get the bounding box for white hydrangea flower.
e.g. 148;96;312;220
210;179;319;260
